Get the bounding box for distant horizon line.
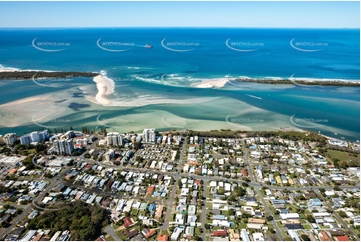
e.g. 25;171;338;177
0;26;359;29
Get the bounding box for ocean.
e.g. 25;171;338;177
0;28;359;141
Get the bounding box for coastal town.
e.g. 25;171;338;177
0;128;360;241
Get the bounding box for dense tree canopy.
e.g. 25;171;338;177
27;201;109;240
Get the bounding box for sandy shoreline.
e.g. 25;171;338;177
0;69;19;72
192;78;230;88
93;75;115;105
0;67;54;73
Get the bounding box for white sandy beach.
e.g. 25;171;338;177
0;69;18;72
93;74;115;105
191;78;230;88
0;66;54;73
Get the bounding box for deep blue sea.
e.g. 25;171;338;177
0;28;360;141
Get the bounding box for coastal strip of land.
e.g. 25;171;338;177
232;78;360;87
0;70;98;80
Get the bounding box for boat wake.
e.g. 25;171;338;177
246;94;262;100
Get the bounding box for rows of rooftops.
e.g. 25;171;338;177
69;166;174;196
169;176;267;241
3;228;71;241
254;164;359;187
262;187;360;241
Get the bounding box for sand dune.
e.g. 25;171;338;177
93;75;115;105
191;78;230;88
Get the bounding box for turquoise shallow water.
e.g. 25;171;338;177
0;28;359;141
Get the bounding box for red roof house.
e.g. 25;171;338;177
213;229;227;237
146;185;155;195
319;231;331;241
241;168;248;176
85;164;92;171
123;217;134;228
335;235;349;241
142;228;157;239
157;234;169;241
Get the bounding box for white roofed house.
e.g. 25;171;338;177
116;199;126;212
280;213;300;220
123;199;134;213
175;214;184;225
240;229;250;242
224;183;231;192
188;205;196;216
86;194;97;204
253;232;265;241
171;227;184;241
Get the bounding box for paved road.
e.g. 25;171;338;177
62;181;165;205
241;139;255;182
159;136;187;231
200;180;208;241
255;188;283;240
241;138;284;241
0;203;28;210
0;203;32;240
104;225;121;241
80;137;360;190
315;190;359;240
82;157;360;192
14;165;360;193
32;167;71;211
32;156;45;169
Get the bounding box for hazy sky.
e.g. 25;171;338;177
0;1;359;28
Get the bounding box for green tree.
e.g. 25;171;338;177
338;210;347;218
300;234;311;241
194;236;203;241
2;204;10;210
306;215;315;223
217;187;226;195
234;187;246;196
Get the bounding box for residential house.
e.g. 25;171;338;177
213;229;227;237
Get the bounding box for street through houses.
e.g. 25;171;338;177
159;135;187;231
1;134;359;241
